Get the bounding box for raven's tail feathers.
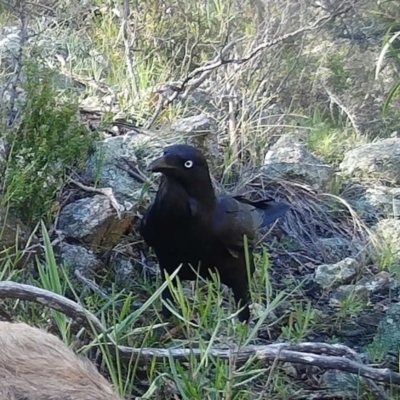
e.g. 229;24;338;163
234;196;290;227
257;201;290;226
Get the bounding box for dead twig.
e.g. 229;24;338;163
228;4;353;65
145;3;353;128
145;38;243;129
118;0;140;98
68;177;122;218
0;281;398;385
0;281;106;334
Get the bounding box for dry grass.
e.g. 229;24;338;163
0;0;399;398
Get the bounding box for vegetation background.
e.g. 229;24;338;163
0;0;400;398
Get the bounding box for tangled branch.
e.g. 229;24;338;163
0;281;398;386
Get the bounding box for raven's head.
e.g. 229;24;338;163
149;144;210;182
148;144;215;205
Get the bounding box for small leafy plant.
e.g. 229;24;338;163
3;61;98;224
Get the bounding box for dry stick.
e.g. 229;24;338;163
0;281;106;333
145;4;352;129
68;177;122;219
145;38;243;129
227;83;239;160
187;4;352;74
323;83;362;135
228;3;353;65
120;0;140;98
0;282;398;385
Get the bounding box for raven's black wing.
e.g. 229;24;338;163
212;194;289;258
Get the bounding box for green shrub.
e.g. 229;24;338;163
3;62;98;224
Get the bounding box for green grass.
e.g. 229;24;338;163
280;301;319;342
0;0;398;398
13;223;298;399
304;110;368;165
37;221;72;343
0;220;381;398
375;237;400;281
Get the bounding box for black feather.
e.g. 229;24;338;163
233;196;290;227
140;144;290;322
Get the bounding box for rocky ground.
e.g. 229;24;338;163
1;0;400;399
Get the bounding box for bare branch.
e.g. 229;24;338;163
119;0;140;97
229;4;353;65
323;84;362;135
0;281;106;334
145;3;354;128
68;177;123;219
114;157;157;190
227;83;239;159
116;344;400;386
0;281;399;386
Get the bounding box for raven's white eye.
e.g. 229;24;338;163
184;160;193;169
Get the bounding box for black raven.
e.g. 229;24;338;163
140;144;289;322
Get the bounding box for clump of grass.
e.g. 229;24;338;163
280;301;319;342
3;60;98;224
376;240;400;280
333;291;370;331
37;220;71;343
2;219;297;399
304;110;367;165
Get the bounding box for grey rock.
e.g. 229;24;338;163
331;284;369;304
111;253;135;289
58;243;104;274
371;303;400;356
58;195;113;238
339;138;400;183
84;132;154;208
263;134;334;190
314;258;359;289
320;369;361;398
365;187;400;218
57;195;133;250
170;114;221;171
357;271;393;294
84;119;220;210
332;271;394;305
170;114;216;135
345;184;400;222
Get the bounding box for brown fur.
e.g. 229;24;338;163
0;321;123;400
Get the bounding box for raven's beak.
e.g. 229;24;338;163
148;156;176;172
